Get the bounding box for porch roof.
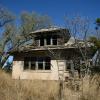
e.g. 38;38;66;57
8;42;93;55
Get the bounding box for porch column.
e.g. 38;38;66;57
50;37;53;45
36;61;38;70
38;39;40;46
44;38;46;46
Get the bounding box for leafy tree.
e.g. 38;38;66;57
96;18;100;26
89;18;100;71
95;18;100;39
89;36;100;49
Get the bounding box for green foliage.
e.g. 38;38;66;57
96;18;100;26
89;36;100;49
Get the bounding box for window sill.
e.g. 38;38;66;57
38;45;60;47
64;71;70;73
23;70;52;73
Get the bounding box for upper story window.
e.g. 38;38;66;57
52;36;57;45
40;37;44;46
35;35;58;46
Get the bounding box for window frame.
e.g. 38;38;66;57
35;35;58;46
65;60;72;71
24;57;51;71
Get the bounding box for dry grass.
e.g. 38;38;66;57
0;70;100;100
0;70;59;100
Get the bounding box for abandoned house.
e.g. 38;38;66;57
9;28;94;80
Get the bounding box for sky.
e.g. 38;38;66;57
0;0;100;26
0;0;100;63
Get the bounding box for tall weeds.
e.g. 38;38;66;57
0;70;100;100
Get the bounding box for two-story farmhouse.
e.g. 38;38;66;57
10;28;93;80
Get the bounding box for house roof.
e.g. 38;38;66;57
30;27;68;34
8;36;94;55
7;27;94;56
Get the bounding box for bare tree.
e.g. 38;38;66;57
19;12;53;41
0;6;15;68
0;6;15;28
65;15;91;74
0;6;15;51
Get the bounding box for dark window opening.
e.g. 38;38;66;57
38;62;43;70
52;37;57;45
66;61;71;70
24;57;51;70
24;61;29;70
45;57;51;70
45;62;50;70
40;38;44;46
31;57;36;70
67;63;71;70
45;57;50;62
31;62;36;70
24;57;30;70
38;57;43;70
46;37;51;45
